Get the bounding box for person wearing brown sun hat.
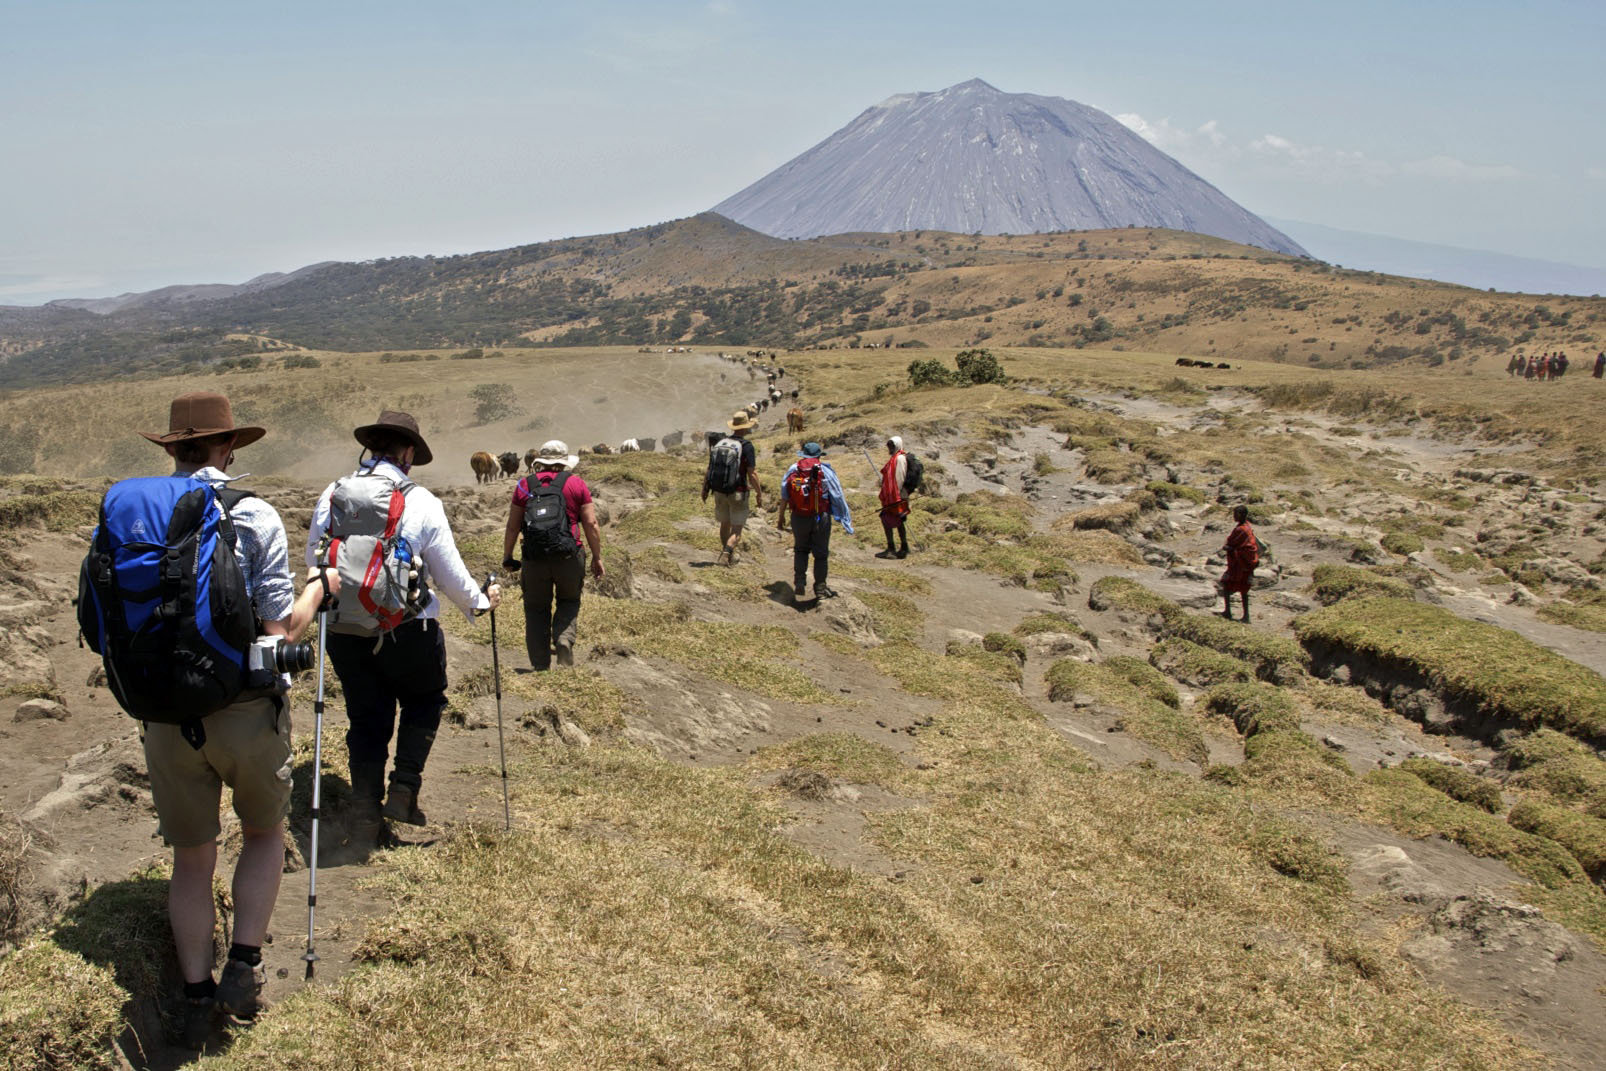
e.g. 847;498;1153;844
701;409;763;566
305;409;499;847
124;390;339;1045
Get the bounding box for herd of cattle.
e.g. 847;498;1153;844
1174;358;1232;369
467;348;805;483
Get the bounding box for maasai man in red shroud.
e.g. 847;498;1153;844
1220;505;1259;622
877;436;910;559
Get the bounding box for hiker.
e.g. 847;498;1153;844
1219;505;1259;622
120;392;338;1045
1594;352;1604;379
777;441;853;601
877;435;911;559
1514;355;1527;378
306;411;500;844
1506;354;1518;376
701;409;763;565
501;440;604;671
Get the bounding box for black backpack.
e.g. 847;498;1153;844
521;473;579;557
901;453;924;495
77;476;259;736
706;437;745;494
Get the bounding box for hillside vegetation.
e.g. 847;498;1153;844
2;215;1602;386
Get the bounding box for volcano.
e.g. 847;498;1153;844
713;79;1305;256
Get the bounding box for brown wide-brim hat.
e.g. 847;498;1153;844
140;391;266;448
728;410;757;432
354;410;434;466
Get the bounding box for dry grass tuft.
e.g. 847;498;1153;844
0;939;124;1070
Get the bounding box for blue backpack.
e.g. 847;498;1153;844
77;476;259;732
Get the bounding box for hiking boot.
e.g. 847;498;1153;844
555;642;574;667
180;996;217;1049
875;549;897;559
216;958;265;1019
382;783;428;826
793;577;807;600
896;547;908;559
1219;610;1235;621
814;584;837;599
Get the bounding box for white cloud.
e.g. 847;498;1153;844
1248;132;1394;184
1114;112;1228;156
1401;155;1522;181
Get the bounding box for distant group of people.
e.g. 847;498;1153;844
1506;351;1603;380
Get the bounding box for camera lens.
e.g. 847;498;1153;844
272;641;316;674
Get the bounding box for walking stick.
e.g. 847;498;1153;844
485;573;511;832
304;605;328;981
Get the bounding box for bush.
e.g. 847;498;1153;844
282;353;321;369
470;383;520;426
954;348;1006;384
906;359;956;388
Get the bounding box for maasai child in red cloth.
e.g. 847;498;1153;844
1220;505;1259;621
877;435;910;559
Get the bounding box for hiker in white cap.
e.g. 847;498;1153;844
502;440;604;670
701;409;763;565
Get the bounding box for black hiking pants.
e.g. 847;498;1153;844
791;512;832;587
522;548;586;670
327;619;448;797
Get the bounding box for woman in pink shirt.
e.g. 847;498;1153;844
502;440;604;670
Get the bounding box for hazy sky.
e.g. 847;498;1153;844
3;0;1602;304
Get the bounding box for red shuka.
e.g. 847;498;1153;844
1220;520;1257;594
879;450;909;526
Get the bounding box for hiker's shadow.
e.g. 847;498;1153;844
51;869;221;1067
765;581;815;611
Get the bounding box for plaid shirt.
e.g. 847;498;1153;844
173;466;295;624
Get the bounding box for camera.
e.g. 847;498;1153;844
245;635;315;690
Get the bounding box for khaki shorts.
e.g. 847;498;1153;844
713;490;750;528
142;696;293;847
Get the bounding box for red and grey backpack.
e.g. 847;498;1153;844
318;469;431;635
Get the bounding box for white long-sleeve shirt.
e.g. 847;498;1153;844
305;460;489;621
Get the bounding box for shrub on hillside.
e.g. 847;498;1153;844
954;348;1006;384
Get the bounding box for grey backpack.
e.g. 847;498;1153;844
319;470;431;635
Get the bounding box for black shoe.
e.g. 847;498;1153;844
1219;611;1234;621
875;549;896;559
217;959;265;1019
382;783;428;826
793;578;807;599
180;997;217;1049
814;584;837;599
896;547;908;559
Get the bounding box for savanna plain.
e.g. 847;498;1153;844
2;334;1605;1069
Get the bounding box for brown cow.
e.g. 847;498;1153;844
524;447;538;472
470;451;497;484
786;407;805;433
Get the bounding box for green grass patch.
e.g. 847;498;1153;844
1507;799;1606;882
1102;655;1179;709
859;590;924;645
1432;547;1482;572
981;631;1027;664
1501;729;1606;810
1145;480;1207;506
1149;638;1255;687
1045;660;1206;765
1237;731;1359;807
829;561;934;596
1308;564;1414;606
1396;758;1503;813
0;488;101;535
1537;598;1606;634
0;939;124;1070
1203;683;1299;737
751;733;911;791
1087;576;1176;616
506;666;634;736
633;545;685;583
1294;597;1606;744
1162;612;1310;683
1379;530;1424;556
1057;501;1140;532
1363;769;1585;888
1012;611;1096;644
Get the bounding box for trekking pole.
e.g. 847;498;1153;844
304;604;328;981
485;573;511;832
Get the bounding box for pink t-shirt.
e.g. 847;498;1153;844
512;471;592;544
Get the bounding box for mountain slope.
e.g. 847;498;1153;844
714;79;1305;256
